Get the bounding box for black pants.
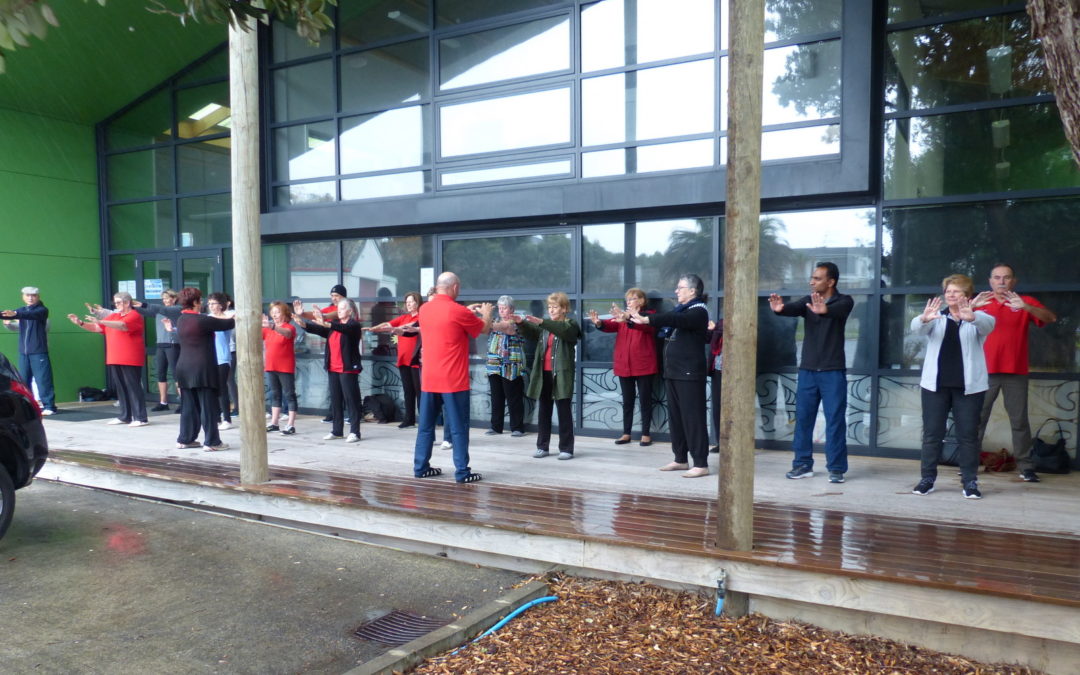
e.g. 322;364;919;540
921;386;984;484
267;371;298;411
536;371;574;454
618;374;653;436
489;374;525;433
228;351;238;413
329;371;361;437
216;363;232;422
178;386;222;447
710;373;722;445
111;364;147;423
399;365;420;425
667;378;708;468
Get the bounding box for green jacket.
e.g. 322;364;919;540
518;318;580;401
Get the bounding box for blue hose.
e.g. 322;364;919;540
478;595;558;639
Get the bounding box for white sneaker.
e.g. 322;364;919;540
323;433;344;440
40;409;56;416
218;421;234;430
106;418;126;425
440;440;453;450
346;433;361;443
129;420;149;427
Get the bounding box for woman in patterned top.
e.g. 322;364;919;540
485;295;527;437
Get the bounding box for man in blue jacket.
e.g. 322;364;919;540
2;286;56;415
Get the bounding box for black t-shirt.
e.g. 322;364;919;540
936;315;965;389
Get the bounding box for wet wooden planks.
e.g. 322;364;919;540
47;449;1080;608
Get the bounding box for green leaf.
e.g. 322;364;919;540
41;4;60;28
0;52;5;75
0;21;15;52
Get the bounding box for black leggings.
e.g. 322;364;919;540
216;363;231;422
399;365;420;425
618;375;653;436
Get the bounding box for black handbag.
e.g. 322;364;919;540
938;421;960;466
1032;420;1071;475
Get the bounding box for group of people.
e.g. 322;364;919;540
3;260;1056;495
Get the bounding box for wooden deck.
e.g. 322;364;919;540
47;448;1080;610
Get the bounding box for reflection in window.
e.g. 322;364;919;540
634;219;713;292
340;39;428;113
581;0;713;72
340;107;426;175
341;172;427;200
759;40;841;127
885;13;1049;112
761;125;840;161
443;233;572;290
271;21;332;63
343;235;433;298
108;149;174;201
339;0;430;47
440;88;570;157
885;104;1080;200
441;159;571;187
178;141;231;194
436;0;563;27
887;0;1018;24
178;194;231;247
109;201;175;251
275;181;337;207
758;208;875;290
273;61;335;122
274;122;337;182
721;0;842;48
287;241;339;299
583;139;713;178
177;82;232;139
582;60;714;145
441;15;569;90
583;224;625;294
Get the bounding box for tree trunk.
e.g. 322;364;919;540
1028;0;1080;168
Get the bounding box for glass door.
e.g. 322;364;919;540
135;255;177;302
179;249;224;298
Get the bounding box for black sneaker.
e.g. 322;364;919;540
266;424;280;432
322;415;333;423
709;446;719;454
174;406;183;414
828;472;845;484
280;426;296;435
151;403;169;412
963;481;982;499
1020;469;1040;483
785;465;813;479
484;429;501;436
912;478;935;495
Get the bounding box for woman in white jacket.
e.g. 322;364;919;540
909;274;995;499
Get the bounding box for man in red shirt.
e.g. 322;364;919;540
413;272;493;483
68;292;148;427
973;264;1057;482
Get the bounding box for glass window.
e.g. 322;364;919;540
760;124;840;161
734;40;842;128
271;21;332;62
882;197;1080;288
177;141;231;194
633;219;713;293
884;104;1080;200
262;244;289;302
340;39;428;113
436;0;564;27
887;0;1019;23
341;172;428;200
110;254;136;296
273;61;335;122
441;15;569;90
177;81;232;139
340;106;427;175
721;0;842;49
581;0;714;72
339;0;431;47
442;232;573;291
583;223;625;294
274;121;337;182
441;159;571;187
107;89;172;150
885;14;1049;112
178;194;231;247
343;235;434;299
759;208;876;291
439;88;570;157
108;201;175;251
275;181;337;206
582;139;715;178
583;60;715;145
178;49;227;84
108;148;174;201
287;241;339;299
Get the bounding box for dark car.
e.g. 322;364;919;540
0;351;48;539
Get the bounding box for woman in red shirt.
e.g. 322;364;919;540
301;299;364;442
262;301;298;435
368;291;422;429
588;287;658;446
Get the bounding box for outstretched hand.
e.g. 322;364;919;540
920;296;942;323
956;295;975;322
768;293;784;313
807;292;828;315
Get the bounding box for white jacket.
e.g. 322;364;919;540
910;310;995;395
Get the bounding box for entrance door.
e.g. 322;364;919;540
135;249;224;301
179;249;224;298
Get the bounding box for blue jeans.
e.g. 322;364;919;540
20;352;55;411
414;390;472;481
791;369;848;474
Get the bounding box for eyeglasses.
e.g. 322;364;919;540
675;285;690;291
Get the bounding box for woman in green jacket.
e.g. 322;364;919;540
516;292;581;459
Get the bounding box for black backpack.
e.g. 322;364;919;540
362;393;397;424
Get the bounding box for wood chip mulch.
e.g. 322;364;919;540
411;575;1040;674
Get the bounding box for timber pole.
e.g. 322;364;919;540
717;0;765;616
229;17;269;485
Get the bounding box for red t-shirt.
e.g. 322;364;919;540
104;310;145;366
328;332;359;374
981;295;1047;375
262;323;296;373
390;311;420;368
418;294;484;393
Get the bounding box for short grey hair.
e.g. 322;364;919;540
114;291;133;303
497;295;515;309
21;286;40;295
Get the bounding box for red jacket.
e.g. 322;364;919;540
598;315;658;377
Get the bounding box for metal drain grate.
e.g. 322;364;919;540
352;610;450;646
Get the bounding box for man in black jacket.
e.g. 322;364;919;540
2;286;56;415
769;262;854;483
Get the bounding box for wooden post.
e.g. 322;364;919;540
229;17;268;485
717;0;765;616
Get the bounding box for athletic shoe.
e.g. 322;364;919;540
176;442;201;449
1020;469;1040;483
398;422;415;429
280;426;296;436
129;420;149;427
963;481;982;499
323;433;344;440
322;416;333;423
174;407;182;414
203;443;230;452
557;452;573;460
912;478;935;495
785;465;813;479
440;440;453;450
533;449;550;458
266;424;280;432
218;421;234;431
106;418;127;425
484;429;501;436
41;408;57;416
510;430;525;438
151;403;169;412
346;433;361;443
828;472;845;484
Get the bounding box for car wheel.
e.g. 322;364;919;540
0;464;15;540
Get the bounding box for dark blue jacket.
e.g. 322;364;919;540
12;303;49;355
